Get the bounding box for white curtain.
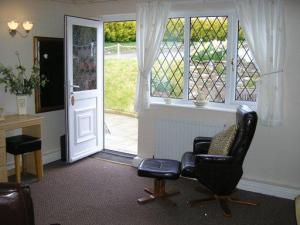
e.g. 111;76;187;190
135;0;171;113
236;0;286;127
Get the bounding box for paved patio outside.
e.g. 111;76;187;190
104;113;137;155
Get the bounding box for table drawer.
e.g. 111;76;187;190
0;147;6;165
0;130;5;147
0;166;8;182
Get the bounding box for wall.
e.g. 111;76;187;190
0;0;76;165
0;0;137;166
138;0;300;198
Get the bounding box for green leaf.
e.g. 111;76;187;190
0;59;47;95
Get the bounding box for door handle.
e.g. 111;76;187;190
70;84;80;88
68;80;80;94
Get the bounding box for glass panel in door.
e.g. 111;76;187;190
73;25;97;91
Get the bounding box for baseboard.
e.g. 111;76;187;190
42;148;61;164
238;178;300;200
132;156;143;167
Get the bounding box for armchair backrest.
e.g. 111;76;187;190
228;105;257;163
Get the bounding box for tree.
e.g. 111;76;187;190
104;21;136;43
104;18;245;43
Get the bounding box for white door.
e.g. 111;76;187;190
65;16;104;163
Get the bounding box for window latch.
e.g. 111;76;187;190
231;58;235;72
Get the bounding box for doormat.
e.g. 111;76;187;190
91;149;135;166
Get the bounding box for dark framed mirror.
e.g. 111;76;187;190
34;36;64;113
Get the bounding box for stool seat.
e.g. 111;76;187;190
6;135;41;155
138;159;181;180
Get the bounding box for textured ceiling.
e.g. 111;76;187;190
46;0;118;4
44;0;233;5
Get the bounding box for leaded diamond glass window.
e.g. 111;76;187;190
151;18;185;98
189;16;228;103
150;14;259;106
235;24;259;102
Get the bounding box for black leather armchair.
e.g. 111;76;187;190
181;105;258;217
0;183;35;225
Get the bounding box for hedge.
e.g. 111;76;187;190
104;19;245;43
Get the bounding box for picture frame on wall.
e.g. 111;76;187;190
33;36;65;113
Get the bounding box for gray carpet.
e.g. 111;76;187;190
30;158;296;225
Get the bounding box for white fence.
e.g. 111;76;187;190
105;43;136;58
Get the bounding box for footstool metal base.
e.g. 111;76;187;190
137;179;180;205
187;186;259;217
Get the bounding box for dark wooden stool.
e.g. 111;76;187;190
137;158;181;205
6;135;42;183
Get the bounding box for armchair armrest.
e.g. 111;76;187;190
195;154;234;164
193;137;212;154
194;136;212;143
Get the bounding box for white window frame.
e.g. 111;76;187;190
149;10;257;110
100;14;136;22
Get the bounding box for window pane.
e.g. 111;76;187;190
189;16;228;103
151;18;185;98
235;24;259;102
73;25;97;91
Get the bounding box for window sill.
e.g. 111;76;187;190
149;101;237;113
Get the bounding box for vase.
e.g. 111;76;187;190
16;95;27;115
193;100;208;107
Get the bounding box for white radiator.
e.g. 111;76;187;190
155;119;225;161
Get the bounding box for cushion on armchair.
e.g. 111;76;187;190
208;125;237;155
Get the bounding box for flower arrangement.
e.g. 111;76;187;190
196;89;207;102
0;51;47;96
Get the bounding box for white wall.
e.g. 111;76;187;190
0;0;299;196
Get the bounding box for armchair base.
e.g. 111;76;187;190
138;179;180;205
188;191;258;217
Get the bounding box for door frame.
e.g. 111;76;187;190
100;13;136;23
64;15;105;162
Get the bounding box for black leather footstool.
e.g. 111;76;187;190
137;158;181;205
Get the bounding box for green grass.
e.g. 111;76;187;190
104;58;138;113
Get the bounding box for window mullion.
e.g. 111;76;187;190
230;15;239;105
225;14;236;106
183;16;190;101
